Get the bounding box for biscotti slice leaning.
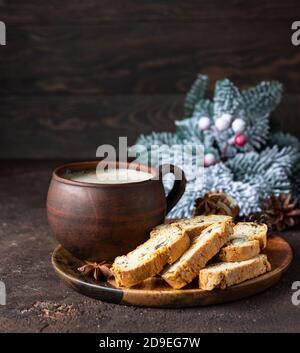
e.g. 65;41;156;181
218;238;261;262
150;215;233;239
231;222;268;249
199;254;271;291
111;227;190;287
161;221;233;289
150;223;174;238
218;222;267;262
171;215;233;239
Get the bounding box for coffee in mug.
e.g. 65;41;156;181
64;168;153;184
47;161;186;260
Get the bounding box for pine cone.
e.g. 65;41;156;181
193;192;240;218
247;212;269;225
249;194;300;231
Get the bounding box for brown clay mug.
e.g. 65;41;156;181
47;161;186;261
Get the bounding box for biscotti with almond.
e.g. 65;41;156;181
150;215;233;239
199;254;271;290
150;223;173;238
231;222;267;249
161;221;233;289
111;226;190;287
166;215;233;239
218;238;261;262
218;222;267;262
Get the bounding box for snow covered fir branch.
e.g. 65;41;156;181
133;74;300;218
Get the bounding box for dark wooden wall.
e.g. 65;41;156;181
1;1;300;159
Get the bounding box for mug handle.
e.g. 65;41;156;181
159;164;186;214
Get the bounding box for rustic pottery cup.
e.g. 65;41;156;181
47;161;186;261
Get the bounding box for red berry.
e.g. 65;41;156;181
234;133;247;147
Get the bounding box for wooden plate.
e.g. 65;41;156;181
51;235;292;307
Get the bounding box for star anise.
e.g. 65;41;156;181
78;260;113;281
193;192;240;218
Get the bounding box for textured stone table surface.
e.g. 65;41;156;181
0;160;299;333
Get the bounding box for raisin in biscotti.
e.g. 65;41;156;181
199;254;271;290
161;221;233;289
218;222;268;262
111;227;190;287
172;215;233;239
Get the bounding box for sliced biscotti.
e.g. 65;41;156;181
150;223;174;238
218;222;267;262
218;238;260;262
111;227;190;287
150;215;233;240
161;221;233;289
199;254;271;290
231;222;268;249
170;215;233;239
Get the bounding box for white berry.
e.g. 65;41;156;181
220;113;233;123
198;117;211;130
232;118;246;134
204;153;215;167
215;117;231;131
